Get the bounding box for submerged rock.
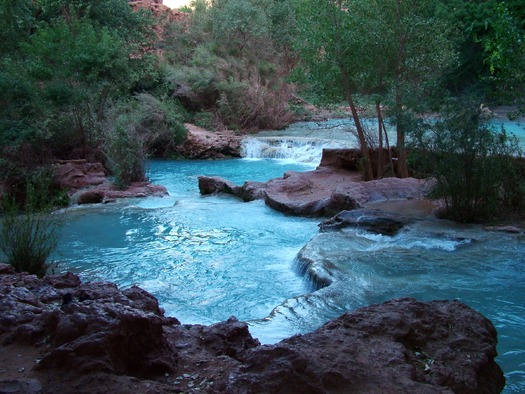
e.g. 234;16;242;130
0;264;504;393
320;209;413;235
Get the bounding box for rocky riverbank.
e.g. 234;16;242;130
53;159;168;205
0;263;505;393
199;148;433;217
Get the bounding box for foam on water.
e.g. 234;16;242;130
241;136;351;164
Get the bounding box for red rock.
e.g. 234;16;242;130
177;124;242;159
0;264;505;393
198;176;238;195
73;182;168;204
53;160;107;191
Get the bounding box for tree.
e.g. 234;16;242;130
292;0;454;179
0;0;34;54
382;0;454;178
161;0;295;131
440;0;525;102
23;17;134;158
293;0;374;179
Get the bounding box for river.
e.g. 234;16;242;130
52;118;525;392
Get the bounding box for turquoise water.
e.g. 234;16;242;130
51;126;525;391
54;159;320;324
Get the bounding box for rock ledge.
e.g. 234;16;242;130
0;264;505;393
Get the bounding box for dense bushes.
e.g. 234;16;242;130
409;101;524;222
104;94;188;188
161;0;296;131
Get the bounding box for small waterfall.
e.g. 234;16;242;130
241;137;352;164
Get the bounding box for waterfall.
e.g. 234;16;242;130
241;137;353;164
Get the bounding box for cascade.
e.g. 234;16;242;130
241;136;354;164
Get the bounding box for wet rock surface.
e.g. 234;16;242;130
0;264;504;393
320;209;413;235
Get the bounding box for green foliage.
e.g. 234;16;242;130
291;0;456;178
0;0;34;54
0;180;62;277
193;111;215;130
126;93;188;156
161;0;295;131
104;115;147;190
440;0;525;100
411;100;524;222
0;0;166;206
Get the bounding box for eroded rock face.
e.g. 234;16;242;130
222;299;504;394
177;124;242;159
0;265;505;393
54;160;107;191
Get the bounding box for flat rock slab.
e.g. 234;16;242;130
199;167;433;217
72;181;168;204
0;264;505;394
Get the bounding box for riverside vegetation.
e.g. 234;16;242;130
1;0;525;274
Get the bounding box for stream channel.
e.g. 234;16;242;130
53;118;525;392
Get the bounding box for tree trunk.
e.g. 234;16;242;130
340;64;374;180
395;0;409;178
380;116;395;177
395;95;409;178
376;101;384;178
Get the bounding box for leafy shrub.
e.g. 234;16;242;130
104;116;147;190
131;94;188;156
193;111;215;130
411;101;524;222
161;0;296;132
104;93;189;187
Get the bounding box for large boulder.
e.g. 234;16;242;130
197;147;433;216
219;298;505;394
53;160;107;191
177;123;242;159
198;176;239;195
71;182;169;204
54;160;169;204
0;268;177;380
263;169;431;217
0;265;505;393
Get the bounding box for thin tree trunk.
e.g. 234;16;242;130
75;109;87;159
376;101;384;178
340;64;374;180
380;116;395;177
395;0;409;178
395;95;409;178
